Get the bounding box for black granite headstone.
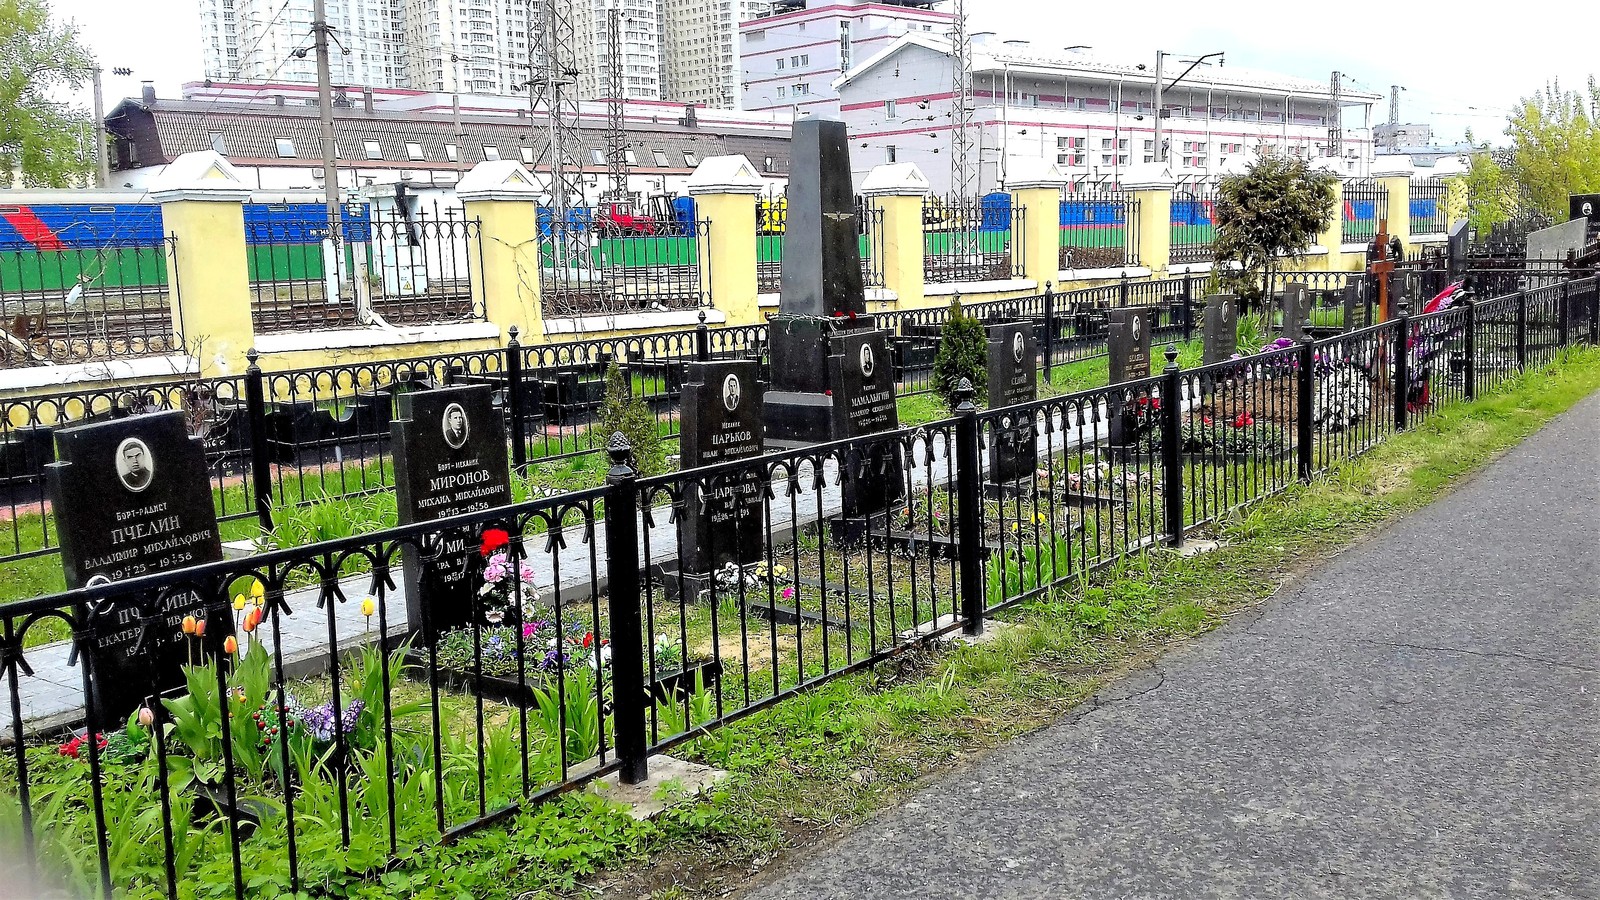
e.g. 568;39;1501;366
47;411;226;721
1446;219;1469;280
1279;282;1310;342
392;385;511;640
828;329;904;515
985;322;1037;485
1106;308;1152;385
778;119;866;318
679;360;765;574
1343;282;1369;331
1202;294;1240;365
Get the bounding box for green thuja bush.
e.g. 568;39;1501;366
931;298;987;409
597;361;665;476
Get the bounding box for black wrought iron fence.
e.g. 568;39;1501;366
1342;179;1387;245
1409;178;1446;236
757;197;885;293
0;236;182;367
860;197;886;289
923;195;1020;284
540;219;711;318
1169;183;1218;264
0;273;1592;900
1060;190;1138;269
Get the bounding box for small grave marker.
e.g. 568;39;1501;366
985;321;1038;486
679;360;765;574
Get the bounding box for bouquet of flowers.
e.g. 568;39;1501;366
477;528;541;626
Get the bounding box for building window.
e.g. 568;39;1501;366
1143;140;1153;151
793;82;810;96
839;21;851;70
624;148;638;164
776;57;784;70
777;86;786;98
1101;138;1112;150
405;141;425;160
482;145;500;160
886;145;896;163
683;150;698;167
363;139;383;160
208;132;227;154
1118;154;1129;165
885;99;896;119
445;143;459;162
520;146;534;164
274;138;297;158
591;148;606;164
1101;153;1113;165
651;149;669;166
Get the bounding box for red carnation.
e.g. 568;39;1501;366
480;528;511;557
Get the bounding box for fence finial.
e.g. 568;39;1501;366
1163;343;1180;370
953;377;977;412
246;347;259;368
507;324;519;344
606;431;635;476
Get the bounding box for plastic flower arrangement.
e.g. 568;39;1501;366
477;527;541;626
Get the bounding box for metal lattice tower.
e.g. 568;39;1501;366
528;0;590;308
605;6;629;206
1328;71;1343;160
948;0;974;203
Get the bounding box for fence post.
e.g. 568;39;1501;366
695;309;711;362
1297;337;1315;482
1393;301;1411;431
603;432;648;784
1515;290;1528;370
1181;271;1194;343
1463;299;1477;401
1118;272;1130;307
1591;276;1600;345
952;379;985;637
1042;282;1056;382
1559;281;1570;348
506;325;527;469
1159;345;1185;548
244;349;274;532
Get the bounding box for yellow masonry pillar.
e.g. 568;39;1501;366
1002;157;1067;290
860;162;931;310
149;150;257;376
1121;163;1175;276
1374;156;1415;259
686;155;765;327
456;160;544;342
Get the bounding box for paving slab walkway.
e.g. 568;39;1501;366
744;391;1600;899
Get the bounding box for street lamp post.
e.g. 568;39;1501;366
1153;50;1224;164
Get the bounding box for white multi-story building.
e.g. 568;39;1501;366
739;0;951;119
400;0;535;95
834;33;1382;193
660;0;773;108
200;0;406;87
577;0;663;100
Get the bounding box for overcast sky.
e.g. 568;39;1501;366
52;0;1593;147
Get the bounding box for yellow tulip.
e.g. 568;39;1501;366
250;580;265;599
361;597;376;618
233;595;246;612
181;615;197;635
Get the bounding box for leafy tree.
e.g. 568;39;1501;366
596;361;664;476
931;298;987;409
0;0;96;187
1462;151;1519;234
1213;152;1337;303
1502;78;1600;219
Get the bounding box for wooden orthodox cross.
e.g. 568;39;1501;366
1368;219;1396;321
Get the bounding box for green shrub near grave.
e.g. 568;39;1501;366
597;361;665;476
932;298;988;409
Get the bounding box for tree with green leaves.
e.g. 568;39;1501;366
1213;153;1338;303
0;0;95;188
931;298;987;409
1461;151;1520;234
596;361;664;476
1501;78;1600;219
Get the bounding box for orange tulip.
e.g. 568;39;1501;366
223;636;238;655
181;615;197;635
194;619;206;638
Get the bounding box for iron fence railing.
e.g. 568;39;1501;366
923;194;1020;284
1170;183;1218;264
2;273;1590;900
539;218;711;318
1409;179;1447;236
1060;190;1138;269
249;205;484;334
1342;179;1388;245
0;235;183;367
757;197;886;293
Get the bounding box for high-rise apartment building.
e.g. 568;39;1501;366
659;0;771;108
401;0;534;94
577;0;663;100
200;0;405;87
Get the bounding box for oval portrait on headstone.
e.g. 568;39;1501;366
442;402;470;450
1132;314;1143;341
1012;330;1025;363
859;342;875;378
722;373;742;412
115;437;155;493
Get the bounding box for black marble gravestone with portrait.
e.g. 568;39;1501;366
1107;307;1153;448
1278;282;1310;342
679;360;765;575
985;321;1038;487
1343;281;1369;332
761;117;902;517
1202;293;1240;365
391;385;511;640
47;411;227;722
